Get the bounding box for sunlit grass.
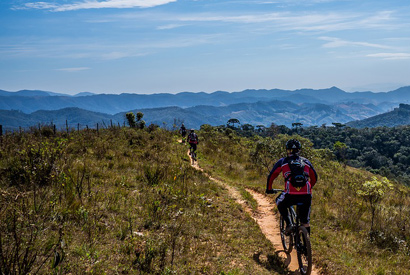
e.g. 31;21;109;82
0;127;285;274
199;126;410;275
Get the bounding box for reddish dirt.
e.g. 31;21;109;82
246;189;320;275
188;150;320;274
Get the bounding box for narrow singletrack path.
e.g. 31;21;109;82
187;150;320;275
246;189;320;275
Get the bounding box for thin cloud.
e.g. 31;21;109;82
172;10;398;33
16;0;177;12
319;37;394;49
101;51;149;60
56;67;90;72
367;53;410;60
156;24;186;30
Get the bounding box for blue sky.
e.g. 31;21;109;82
1;0;410;95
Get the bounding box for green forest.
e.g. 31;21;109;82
227;120;410;187
1;121;410;274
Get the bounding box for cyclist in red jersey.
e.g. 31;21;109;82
187;129;199;156
266;139;318;234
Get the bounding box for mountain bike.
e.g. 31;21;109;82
189;144;197;164
270;189;312;275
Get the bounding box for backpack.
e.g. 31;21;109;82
286;157;308;188
188;133;198;144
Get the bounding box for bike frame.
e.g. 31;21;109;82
189;144;196;163
270;189;312;275
288;203;312;275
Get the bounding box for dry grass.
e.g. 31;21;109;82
0;127;285;274
198;126;410;275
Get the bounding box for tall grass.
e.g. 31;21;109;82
0;127;285;274
198;126;410;275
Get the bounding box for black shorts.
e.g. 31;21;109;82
276;192;312;224
189;143;197;151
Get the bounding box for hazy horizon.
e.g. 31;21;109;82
1;0;410;95
2;85;408;96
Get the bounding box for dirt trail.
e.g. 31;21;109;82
187;151;320;275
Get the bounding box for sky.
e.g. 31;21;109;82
1;0;410;95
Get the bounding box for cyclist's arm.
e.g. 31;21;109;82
306;159;318;187
266;158;284;191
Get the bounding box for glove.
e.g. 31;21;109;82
265;189;275;194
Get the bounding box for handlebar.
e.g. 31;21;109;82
269;189;283;194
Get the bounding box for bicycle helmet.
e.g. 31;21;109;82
190;128;195;132
286;139;301;151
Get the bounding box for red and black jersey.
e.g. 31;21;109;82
187;132;198;144
267;155;317;195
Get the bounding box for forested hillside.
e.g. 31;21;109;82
1;124;409;274
347;103;410;128
249;123;410;186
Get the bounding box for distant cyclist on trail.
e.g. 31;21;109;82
266;139;318;235
187;129;199;159
179;123;187;143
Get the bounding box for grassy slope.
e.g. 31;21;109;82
0;127;285;274
2;125;410;274
197;127;410;275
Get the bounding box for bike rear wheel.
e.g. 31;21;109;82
296;226;312;275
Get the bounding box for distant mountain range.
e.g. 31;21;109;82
1;86;410;131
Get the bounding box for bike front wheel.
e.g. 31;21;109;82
296;226;312;275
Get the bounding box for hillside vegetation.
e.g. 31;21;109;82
0;126;284;274
259;122;410;186
347;103;410;128
1;125;410;274
197;125;410;274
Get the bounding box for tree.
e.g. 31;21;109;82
126;111;145;129
256;125;265;133
332;122;346;128
333;141;347;165
136;112;144;122
292;122;303;134
250;138;280;173
136;112;145;129
241;124;254;132
227;118;240;129
126;112;136;128
357;176;392;232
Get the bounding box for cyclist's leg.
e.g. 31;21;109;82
192;144;197;159
298;195;312;234
276;192;292;226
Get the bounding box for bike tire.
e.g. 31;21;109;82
296;226;312;275
279;215;293;253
